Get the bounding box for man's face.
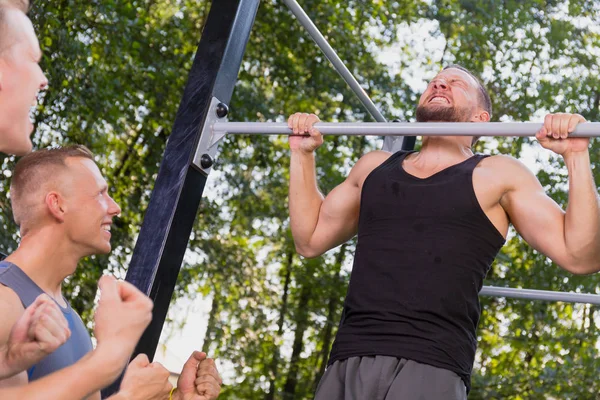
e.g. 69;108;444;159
0;9;47;155
416;68;482;123
61;158;121;256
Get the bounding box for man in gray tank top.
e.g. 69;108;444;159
0;145;223;399
0;147;110;386
0;260;94;381
0;0;77;382
0;2;223;399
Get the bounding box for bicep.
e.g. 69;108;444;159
306;179;361;256
301;150;389;257
502;173;568;267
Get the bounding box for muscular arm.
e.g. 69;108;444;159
0;351;125;400
290;150;390;258
500;153;600;274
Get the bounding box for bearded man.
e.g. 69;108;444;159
287;65;600;399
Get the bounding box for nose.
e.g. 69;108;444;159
108;195;121;217
431;78;448;91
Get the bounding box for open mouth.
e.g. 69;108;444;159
101;224;112;234
428;96;450;104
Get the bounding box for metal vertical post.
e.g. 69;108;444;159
101;0;260;395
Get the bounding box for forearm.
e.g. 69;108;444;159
0;352;110;400
564;151;600;269
289;150;324;251
0;344;36;379
0;346;16;379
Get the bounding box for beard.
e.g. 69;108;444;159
416;103;472;122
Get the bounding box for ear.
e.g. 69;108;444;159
471;110;490;123
45;191;66;223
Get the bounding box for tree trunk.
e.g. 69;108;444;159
312;244;347;393
265;250;294;400
283;276;313;399
202;289;220;353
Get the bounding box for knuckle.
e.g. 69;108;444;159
143;298;153;309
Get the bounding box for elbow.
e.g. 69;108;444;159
562;241;600;275
564;266;596;276
560;259;600;275
294;243;323;259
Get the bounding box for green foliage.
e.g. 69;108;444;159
0;0;598;398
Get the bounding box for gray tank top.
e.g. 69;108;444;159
0;261;93;381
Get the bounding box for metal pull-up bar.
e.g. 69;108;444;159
207;121;600;148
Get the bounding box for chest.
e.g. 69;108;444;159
358;157;508;235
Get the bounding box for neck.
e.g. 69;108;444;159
418;136;474;161
5;226;81;301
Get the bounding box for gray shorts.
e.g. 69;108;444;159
314;356;467;400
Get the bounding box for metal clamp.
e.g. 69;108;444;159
192;97;230;174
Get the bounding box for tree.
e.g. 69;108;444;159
0;0;598;398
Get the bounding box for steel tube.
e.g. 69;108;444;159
480;285;600;305
213;121;600;137
282;0;386;123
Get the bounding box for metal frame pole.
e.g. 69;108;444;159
102;0;260;396
480;286;600;305
282;0;385;122
281;0;409;152
208;121;600;144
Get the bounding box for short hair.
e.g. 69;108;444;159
0;0;30;52
10;145;95;226
443;64;492;146
443;64;492;116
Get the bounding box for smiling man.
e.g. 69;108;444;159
0;146;121;388
0;146;223;400
288;65;600;399
0;0;47;155
0;1;222;398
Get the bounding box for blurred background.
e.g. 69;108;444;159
1;1;599;398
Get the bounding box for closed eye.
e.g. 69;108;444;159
450;79;467;87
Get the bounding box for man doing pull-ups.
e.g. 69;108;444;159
288;65;600;399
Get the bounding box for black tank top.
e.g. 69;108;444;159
328;151;505;392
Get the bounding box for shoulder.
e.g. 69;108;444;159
0;284;23;311
347;150;392;185
481;154;535;177
480;154;540;189
352;150;392;175
0;285;25;340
